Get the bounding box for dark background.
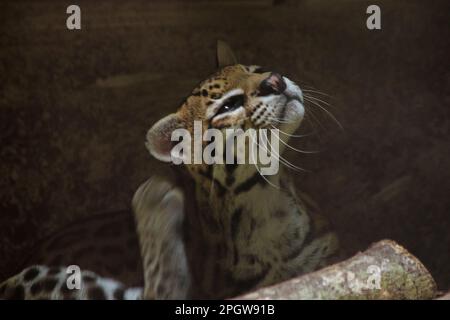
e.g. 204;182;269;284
1;0;449;290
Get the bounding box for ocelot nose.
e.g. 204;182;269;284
258;72;287;96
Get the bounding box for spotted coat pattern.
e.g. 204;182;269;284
0;48;339;299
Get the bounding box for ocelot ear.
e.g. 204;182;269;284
217;40;238;68
145;113;184;162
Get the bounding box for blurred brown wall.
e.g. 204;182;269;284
1;0;449;289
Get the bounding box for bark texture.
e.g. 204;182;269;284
237;240;437;300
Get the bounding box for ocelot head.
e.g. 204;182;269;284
145;41;305;184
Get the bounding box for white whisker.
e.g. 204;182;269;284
270;117;295;124
269;125;314;138
303;96;343;130
304;94;333;107
259;131;309;173
302;89;332;98
273;131;320;154
248;135;280;189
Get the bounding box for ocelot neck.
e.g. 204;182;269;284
188;163;288;238
184;164;301;298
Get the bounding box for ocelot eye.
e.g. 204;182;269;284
217;95;245;115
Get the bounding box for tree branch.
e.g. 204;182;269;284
236;240;437;300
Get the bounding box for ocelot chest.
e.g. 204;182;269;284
183;178;313;298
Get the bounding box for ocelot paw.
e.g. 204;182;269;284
131;175;191;299
132;175;183;222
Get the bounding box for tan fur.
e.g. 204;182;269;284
0;43;338;300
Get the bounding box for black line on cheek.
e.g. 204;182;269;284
211;93;222;100
234;172;267;195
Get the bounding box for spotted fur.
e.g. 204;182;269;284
0;265;142;300
0;42;338;299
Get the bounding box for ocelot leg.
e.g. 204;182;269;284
131;176;191;299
